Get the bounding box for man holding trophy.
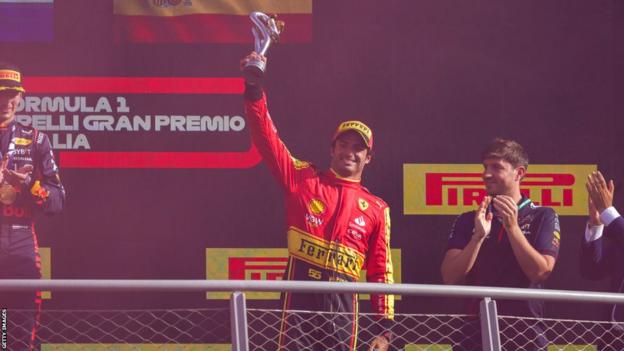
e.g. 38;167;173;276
240;12;394;351
0;62;65;350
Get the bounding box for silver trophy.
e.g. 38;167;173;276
243;11;285;84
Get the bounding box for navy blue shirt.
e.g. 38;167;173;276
447;197;561;318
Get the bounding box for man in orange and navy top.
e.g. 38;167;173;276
0;62;65;351
241;52;394;351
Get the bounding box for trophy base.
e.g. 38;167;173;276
243;59;266;85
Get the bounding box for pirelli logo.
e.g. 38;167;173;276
404;164;596;216
206;248;401;300
0;70;20;82
206;248;288;300
228;256;287;281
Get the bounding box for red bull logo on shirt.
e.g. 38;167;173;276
404;164;596;216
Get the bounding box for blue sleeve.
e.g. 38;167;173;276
446;212;474;250
580;235;613;280
533;208;560;259
32;131;65;214
605;216;624;245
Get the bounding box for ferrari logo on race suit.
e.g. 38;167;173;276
358;198;369;211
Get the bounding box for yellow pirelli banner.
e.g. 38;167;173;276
206;248;401;300
40;247;51;299
404;164;596;216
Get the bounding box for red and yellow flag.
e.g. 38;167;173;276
113;0;312;43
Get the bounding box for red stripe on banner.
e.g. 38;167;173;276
23;77;244;94
59;144;262;169
113;13;312;43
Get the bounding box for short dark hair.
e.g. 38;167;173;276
481;138;529;169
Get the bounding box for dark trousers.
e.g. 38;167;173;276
278;310;357;351
277;291;359;351
0;224;42;351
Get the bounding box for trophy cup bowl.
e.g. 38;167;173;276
243;12;285;85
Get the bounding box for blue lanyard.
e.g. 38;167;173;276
518;198;531;210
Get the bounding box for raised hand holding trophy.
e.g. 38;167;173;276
243;11;285;85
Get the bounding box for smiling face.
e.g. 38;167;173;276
0;90;21;124
329;130;371;180
482;157;525;197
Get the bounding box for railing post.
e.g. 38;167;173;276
479;297;501;351
230;291;249;351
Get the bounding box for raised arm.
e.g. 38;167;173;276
241;52;313;192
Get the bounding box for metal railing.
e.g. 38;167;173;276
1;280;624;350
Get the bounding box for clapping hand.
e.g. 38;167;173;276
474;196;493;239
586;171;614;213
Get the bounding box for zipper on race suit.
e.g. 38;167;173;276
327;186;343;281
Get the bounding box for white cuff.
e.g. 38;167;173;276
585;223;604;242
599;206;620;226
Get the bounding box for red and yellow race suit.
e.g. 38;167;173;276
244;88;394;350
